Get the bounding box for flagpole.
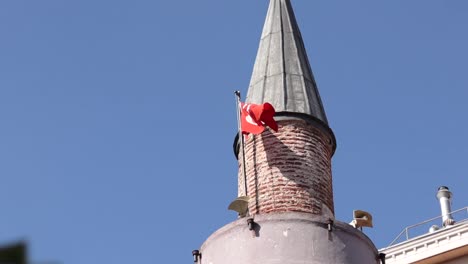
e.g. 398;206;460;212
235;91;249;198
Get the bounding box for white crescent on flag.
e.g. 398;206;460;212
240;102;278;135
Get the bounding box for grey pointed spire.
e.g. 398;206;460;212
246;0;328;125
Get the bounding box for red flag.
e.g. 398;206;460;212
240;102;278;135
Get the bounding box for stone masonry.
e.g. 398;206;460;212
238;119;335;217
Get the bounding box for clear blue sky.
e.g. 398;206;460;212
1;1;467;263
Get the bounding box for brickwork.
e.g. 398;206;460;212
238;119;334;216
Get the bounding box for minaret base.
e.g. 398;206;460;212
200;212;379;264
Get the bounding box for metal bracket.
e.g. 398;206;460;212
192;250;201;263
327;219;334;232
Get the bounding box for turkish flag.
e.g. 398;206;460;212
240;102;278;135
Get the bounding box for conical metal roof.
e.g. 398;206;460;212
246;0;328;125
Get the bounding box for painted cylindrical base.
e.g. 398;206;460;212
200;212;379;264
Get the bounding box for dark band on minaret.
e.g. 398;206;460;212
235;0;336;156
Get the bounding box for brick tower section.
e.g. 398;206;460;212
238;119;335;216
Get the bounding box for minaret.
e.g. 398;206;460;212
197;1;379;263
239;0;335;217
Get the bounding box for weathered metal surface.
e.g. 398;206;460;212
246;0;328;126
